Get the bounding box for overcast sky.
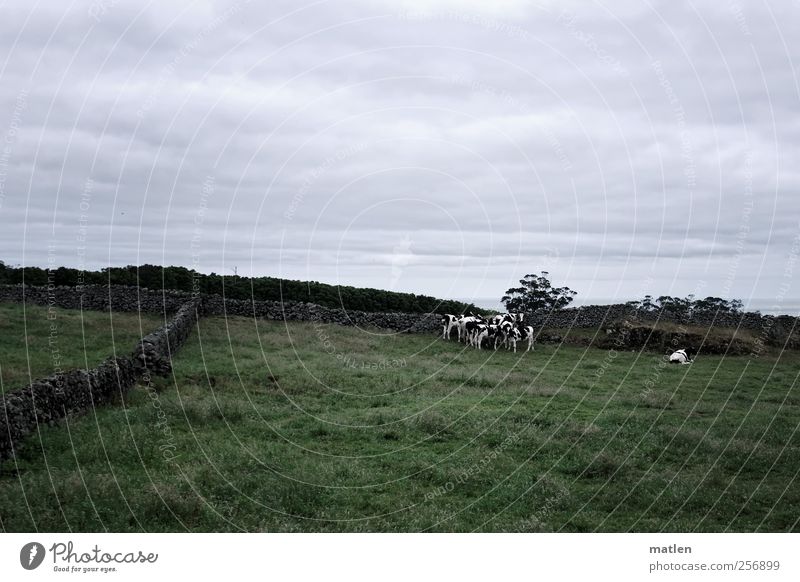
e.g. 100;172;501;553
1;0;799;310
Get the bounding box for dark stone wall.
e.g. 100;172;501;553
0;284;190;315
0;296;201;461
523;303;789;335
1;284;795;337
0;357;138;461
201;295;442;333
133;298;202;376
593;320;754;356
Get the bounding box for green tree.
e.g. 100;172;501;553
501;271;576;313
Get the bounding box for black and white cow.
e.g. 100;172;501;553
462;317;486;346
441;314;459;340
495;320;514;349
668;348;695;364
489;312;524;327
471;323;488;349
475;324;503;350
506;327;523;352
516;324;535;352
458;314;485;343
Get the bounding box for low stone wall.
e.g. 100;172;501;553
201;295;441;333
593;321;753;356
0;357;138;461
133;298;202;376
0;284;190;314
0;297;201;462
2;284;793;335
524;303;794;336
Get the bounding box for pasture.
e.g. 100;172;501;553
0;302;164;393
1;309;799;532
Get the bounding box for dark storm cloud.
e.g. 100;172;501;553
1;0;798;308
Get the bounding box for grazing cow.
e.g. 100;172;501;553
458;314;485;343
488;314;506;326
463;318;486;346
471;323;489;349
475;324;503;350
489;312;523;327
506;327;522;353
668;348;695;364
516;324;535;352
441;314;459;340
496;320;514;349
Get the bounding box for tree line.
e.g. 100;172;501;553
625;294;745;318
0;261;487;315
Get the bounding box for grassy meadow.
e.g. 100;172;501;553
0;302;165;393
1;310;799;532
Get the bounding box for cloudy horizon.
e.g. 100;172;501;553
1;1;799;313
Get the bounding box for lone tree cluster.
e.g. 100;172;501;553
501;271;577;314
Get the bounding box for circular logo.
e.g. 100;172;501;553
20;542;46;570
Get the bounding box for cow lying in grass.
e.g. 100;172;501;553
668;348;695;364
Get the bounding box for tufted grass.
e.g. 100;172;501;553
0;302;165;393
1;313;799;532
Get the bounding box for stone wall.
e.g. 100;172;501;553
201;295;442;333
0;297;201;461
0;284;190;314
0;357;138;461
523;303;792;335
2;284;794;335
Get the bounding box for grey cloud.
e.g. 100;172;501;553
1;0;798;309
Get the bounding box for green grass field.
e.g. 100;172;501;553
0;302;165;393
1;311;799;532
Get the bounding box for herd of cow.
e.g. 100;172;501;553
440;312;535;353
439;312;697;364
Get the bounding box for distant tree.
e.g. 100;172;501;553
501;271;576;313
692;296;744;316
626;294;656;312
655;295;693;319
